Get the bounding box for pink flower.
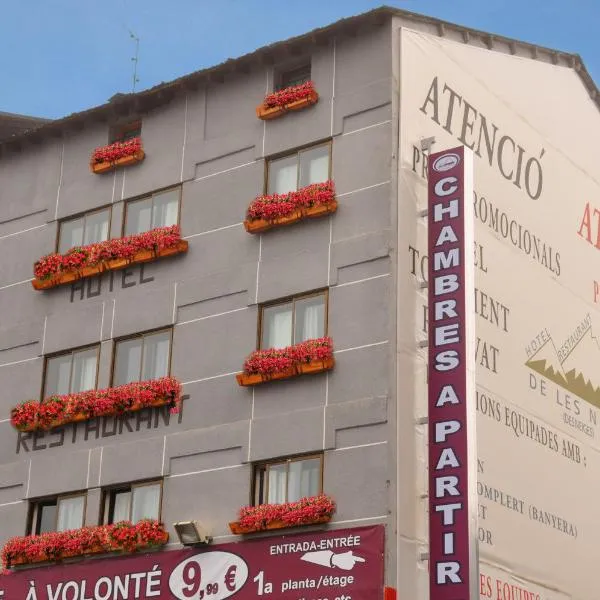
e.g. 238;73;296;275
263;81;316;109
91;137;142;164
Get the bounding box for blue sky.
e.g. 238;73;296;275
1;0;597;119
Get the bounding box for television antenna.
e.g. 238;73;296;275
129;30;140;92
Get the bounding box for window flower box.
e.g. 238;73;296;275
244;181;336;234
229;495;335;535
236;337;334;387
256;81;319;120
2;520;168;569
32;225;188;290
10;377;182;433
90;137;145;174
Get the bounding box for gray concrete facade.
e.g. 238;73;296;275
0;13;398;591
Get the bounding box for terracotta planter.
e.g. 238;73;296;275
32;240;188;291
304;200;338;219
244;202;336;234
107;257;129;270
157;239;189;257
229;515;331;535
236;366;298;387
297;357;335;375
236;358;333;387
256;91;319;121
90;150;145;174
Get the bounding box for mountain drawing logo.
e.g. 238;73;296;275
525;313;600;408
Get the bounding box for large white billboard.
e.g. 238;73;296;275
398;26;600;600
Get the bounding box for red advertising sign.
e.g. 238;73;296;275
0;525;383;600
427;146;478;599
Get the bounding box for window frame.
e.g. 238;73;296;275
55;205;112;254
41;343;101;401
257;289;328;350
252;453;324;506
101;479;163;525
28;492;87;535
109;119;142;144
122;185;182;237
264;140;332;195
275;63;312;91
110;327;174;387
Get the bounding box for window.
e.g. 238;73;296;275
110;120;142;143
58;207;110;254
260;291;326;349
44;346;99;398
253;455;322;505
29;493;86;535
102;481;162;525
113;329;172;386
124;187;180;236
267;143;330;195
277;64;311;90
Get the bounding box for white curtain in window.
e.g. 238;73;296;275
153;191;179;228
59;218;84;254
131;485;160;523
267;464;287;504
71;349;97;393
268;156;298;195
84;210;110;245
299;304;322;341
299;145;329;188
142;333;171;380
266;310;293;349
45;355;72;397
112;491;131;523
126;199;153;235
57;496;84;532
114;339;143;385
288;459;320;502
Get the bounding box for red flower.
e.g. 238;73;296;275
1;520;167;569
242;337;333;376
91;137;142;165
236;495;335;531
263;81;316;109
10;377;182;432
247;181;335;222
33;225;182;280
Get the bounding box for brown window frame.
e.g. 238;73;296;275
27;492;87;535
252;453;324;506
265;140;332;195
258;289;328;350
110;327;174;387
276;63;312;91
56;205;112;254
41;343;101;401
101;479;163;525
109;119;142;144
122;185;182;237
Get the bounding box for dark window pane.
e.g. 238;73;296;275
279;65;311;89
38;503;57;534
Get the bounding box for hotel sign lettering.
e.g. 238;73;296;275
427;146;478;599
